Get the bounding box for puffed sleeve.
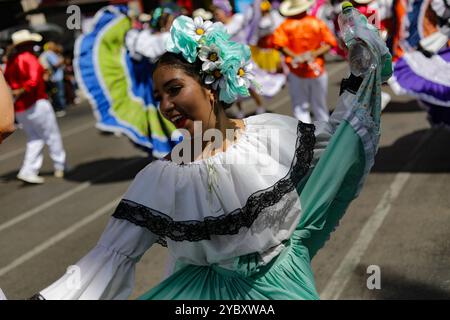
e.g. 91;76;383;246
31;171;158;300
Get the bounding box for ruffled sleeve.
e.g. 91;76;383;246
32;170;158;300
33;217;156;300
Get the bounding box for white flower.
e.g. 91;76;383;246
186;16;214;42
204;69;226;90
236;61;255;88
198;44;222;72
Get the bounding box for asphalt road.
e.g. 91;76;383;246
1;59;449;300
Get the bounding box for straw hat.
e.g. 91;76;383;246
279;0;315;17
139;13;152;23
193;8;213;20
11;29;42;47
353;0;374;4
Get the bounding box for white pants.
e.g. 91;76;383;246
15;99;66;176
287;72;330;123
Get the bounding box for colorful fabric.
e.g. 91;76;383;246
4;51;48;113
390;47;450;106
389;47;450;127
251;46;282;73
73;5;177;158
388;0;450;127
401;0;443;50
273;16;337;78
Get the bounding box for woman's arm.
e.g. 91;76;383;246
0;71;15;143
28;217;157;300
26;167;162;300
297;55;391;260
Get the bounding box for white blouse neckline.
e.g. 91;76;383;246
160;116;251;166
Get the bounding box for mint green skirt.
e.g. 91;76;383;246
138;121;367;300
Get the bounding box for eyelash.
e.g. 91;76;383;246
168;86;181;97
153;86;182;103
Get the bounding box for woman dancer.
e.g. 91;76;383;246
388;0;450;128
3;11;391;300
74;5;179;158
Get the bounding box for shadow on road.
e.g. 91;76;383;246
64;157;152;184
0;157;152;184
0;157;152;185
383;100;424;113
354;265;450;299
373;127;450;173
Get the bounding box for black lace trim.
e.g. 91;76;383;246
28;293;46;300
112;121;316;244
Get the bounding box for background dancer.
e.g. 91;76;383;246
74;5;179;159
273;0;337;123
4;30;67;184
388;0;450;128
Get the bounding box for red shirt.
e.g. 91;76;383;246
4;51;48;113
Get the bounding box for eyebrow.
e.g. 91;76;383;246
165;78;183;88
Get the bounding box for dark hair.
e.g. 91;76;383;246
156;51;203;83
155;52;232;109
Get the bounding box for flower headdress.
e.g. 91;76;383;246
165;15;257;104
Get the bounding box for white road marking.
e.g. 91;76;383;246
0;158;142;233
0;197;121;277
320;129;436;300
0;122;94;162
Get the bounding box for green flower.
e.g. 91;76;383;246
215;42;251;103
203;22;230;46
166;16;200;63
165;16;256;104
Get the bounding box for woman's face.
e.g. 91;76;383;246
153;65;215;138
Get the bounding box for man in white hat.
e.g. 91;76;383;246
273;0;337;123
4;29;67;184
